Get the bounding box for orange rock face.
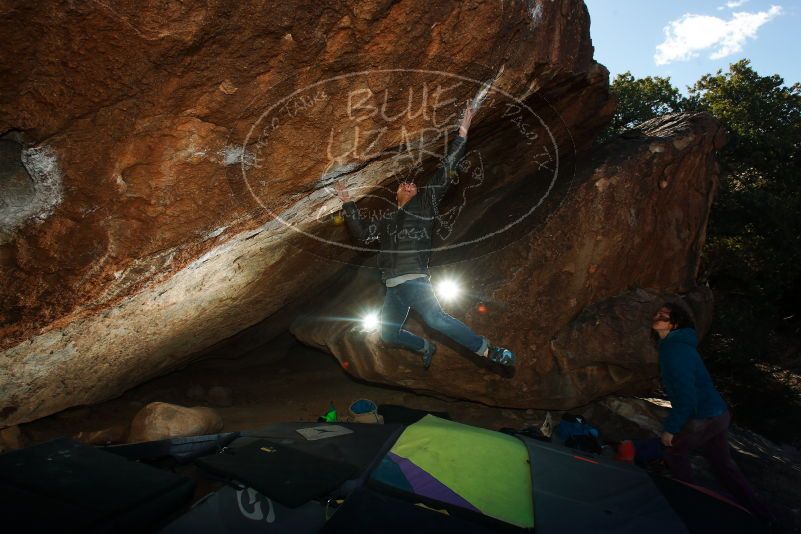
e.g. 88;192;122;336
0;0;702;426
291;113;724;408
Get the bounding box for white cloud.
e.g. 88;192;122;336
718;0;750;10
655;5;781;65
726;0;749;8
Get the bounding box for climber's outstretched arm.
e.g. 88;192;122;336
426;106;474;207
335;181;379;245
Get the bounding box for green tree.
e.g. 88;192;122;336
694;61;801;442
689;60;801;362
603;72;686;138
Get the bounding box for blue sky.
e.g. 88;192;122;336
584;0;801;93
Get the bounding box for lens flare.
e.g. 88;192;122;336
436;279;461;302
361;311;380;332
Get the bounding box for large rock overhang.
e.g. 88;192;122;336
1;1;615;426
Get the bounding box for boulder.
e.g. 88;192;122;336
596;396;670;436
128;402;223;443
291;112;724;408
575;396;669;443
0;0;614;426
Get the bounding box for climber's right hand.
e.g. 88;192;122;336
334;181;350;203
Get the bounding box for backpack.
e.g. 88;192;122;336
556;414;602;454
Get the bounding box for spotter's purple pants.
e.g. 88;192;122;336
663;410;771;521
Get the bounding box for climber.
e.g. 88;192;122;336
652;303;773;523
334;103;515;370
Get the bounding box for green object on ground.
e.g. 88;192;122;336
389;414;534;528
322;402;337;422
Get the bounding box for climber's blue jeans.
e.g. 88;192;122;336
380;277;487;355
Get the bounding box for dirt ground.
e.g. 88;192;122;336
20;336;545;445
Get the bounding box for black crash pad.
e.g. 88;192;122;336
196;439;358;507
161;484;327;533
320;486;501;534
0;438;195;533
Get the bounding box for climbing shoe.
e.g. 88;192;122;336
421;341;437;370
488;346;515;366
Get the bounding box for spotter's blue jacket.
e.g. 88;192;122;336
659;328;727;434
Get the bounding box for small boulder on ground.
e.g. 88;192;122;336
128;402;223;443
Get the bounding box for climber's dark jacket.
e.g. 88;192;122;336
342;135;467;283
